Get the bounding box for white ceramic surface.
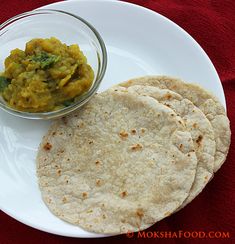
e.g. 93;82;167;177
0;0;226;238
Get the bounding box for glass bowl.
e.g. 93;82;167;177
0;9;107;119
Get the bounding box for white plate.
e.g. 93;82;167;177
0;0;226;238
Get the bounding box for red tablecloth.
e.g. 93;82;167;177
0;0;234;243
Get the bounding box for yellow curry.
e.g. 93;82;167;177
0;37;94;112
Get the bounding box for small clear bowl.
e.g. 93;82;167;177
0;9;107;119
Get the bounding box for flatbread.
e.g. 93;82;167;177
119;76;231;172
114;85;215;208
37;89;197;234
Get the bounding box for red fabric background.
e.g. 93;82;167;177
0;0;234;243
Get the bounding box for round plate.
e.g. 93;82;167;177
0;0;226;238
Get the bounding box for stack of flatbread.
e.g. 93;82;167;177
36;76;231;234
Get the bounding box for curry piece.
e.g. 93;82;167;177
0;37;94;112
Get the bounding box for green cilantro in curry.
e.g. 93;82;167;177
31;51;60;69
0;37;94;112
0;76;11;92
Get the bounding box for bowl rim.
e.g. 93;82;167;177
0;9;107;119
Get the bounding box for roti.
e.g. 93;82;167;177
119;76;231;172
37;89;197;234
114;85;215;208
